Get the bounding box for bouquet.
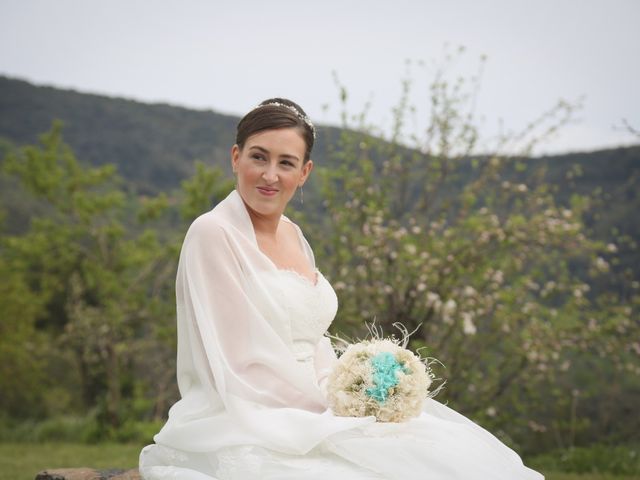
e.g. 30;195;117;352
326;326;438;423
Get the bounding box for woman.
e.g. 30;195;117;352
139;99;543;479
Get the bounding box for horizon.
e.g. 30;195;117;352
1;1;639;157
3;73;638;159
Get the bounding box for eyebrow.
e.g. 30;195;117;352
248;145;300;163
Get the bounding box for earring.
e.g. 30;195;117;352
299;186;304;205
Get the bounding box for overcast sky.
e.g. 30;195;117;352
1;0;639;155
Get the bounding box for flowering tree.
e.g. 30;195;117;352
304;57;639;452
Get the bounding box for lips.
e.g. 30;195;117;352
257;186;279;196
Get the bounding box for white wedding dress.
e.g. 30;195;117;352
139;190;543;480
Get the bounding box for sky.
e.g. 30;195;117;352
1;0;639;155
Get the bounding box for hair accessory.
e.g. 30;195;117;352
252;102;317;139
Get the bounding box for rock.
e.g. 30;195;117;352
35;468;141;480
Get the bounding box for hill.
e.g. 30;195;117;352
0;75;638;255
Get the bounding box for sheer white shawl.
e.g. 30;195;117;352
152;189;373;455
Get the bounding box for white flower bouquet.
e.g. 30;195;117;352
327;326;438;423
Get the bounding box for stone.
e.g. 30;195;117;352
35;468;141;480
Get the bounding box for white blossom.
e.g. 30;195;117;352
443;299;457;314
595;257;610;272
334;281;346;291
463;286;477;297
426;292;442;311
462;312;477;335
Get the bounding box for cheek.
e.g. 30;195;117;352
283;172;303;190
237;163;260;182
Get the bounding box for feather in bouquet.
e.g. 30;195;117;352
327;323;440;423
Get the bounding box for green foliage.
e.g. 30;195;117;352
0;63;638;458
0;76;239;194
546;475;639;480
1;125;170;427
0;252;46;416
0;414;98;443
530;445;640;476
0;121;237;436
307;55;639;454
180;160;234;221
0;412;164;445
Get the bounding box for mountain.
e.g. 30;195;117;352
0;76;350;195
0;76;237;194
0;75;638;256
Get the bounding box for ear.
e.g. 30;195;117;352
298;159;314;187
231;144;240;173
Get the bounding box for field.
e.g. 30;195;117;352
0;443;638;480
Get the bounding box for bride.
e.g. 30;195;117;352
139;99;544;479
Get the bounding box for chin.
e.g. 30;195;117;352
246;196;286;217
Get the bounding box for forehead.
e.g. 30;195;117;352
245;128;307;156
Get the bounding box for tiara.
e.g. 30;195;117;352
252;102;317;139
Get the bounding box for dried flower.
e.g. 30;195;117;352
327;337;436;422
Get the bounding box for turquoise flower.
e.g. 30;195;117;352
366;352;407;403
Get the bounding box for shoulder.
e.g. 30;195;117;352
181;210;240;262
280;215;302;235
184;189;251;242
186;210;228;243
280;215;306;244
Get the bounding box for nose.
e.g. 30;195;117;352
262;163;278;183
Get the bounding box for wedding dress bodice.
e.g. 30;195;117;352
257;269;337;375
282;270;337;358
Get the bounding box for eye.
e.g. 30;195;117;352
281;160;295;167
251;153;266;161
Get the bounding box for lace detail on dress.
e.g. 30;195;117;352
282;270;337;357
215;446;263;479
253;268;338;362
139;445;194;480
157;445;189;463
277;267;319;286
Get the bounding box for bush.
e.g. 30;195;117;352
0;414;162;444
0;414;97;443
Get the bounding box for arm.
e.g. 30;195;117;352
314;336;338;397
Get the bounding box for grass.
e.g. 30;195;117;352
546;476;639;480
0;442;142;480
0;442;638;480
529;444;640;477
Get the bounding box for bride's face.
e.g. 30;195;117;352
231;128;313;218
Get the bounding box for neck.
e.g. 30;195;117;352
245;204;281;239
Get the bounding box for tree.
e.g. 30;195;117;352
305;55;639;452
1;123;170;428
0;121;236;435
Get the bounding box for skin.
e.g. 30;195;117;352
231;127;316;282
